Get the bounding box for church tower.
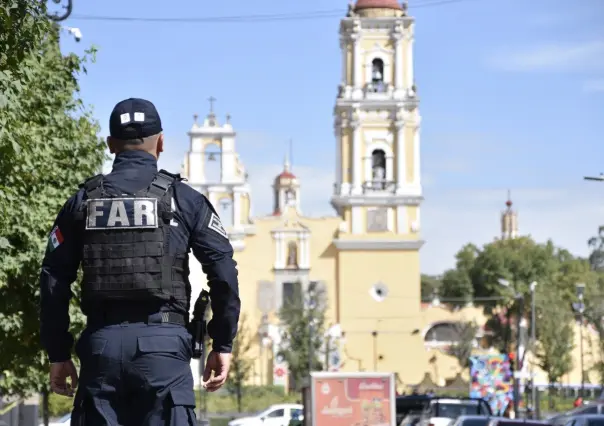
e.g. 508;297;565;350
182;98;254;251
330;0;424;372
272;156;301;215
501;191;518;240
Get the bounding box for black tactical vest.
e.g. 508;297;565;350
76;170;189;306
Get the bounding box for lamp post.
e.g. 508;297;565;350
529;281;537;416
574;283;586;396
308;283;317;375
498;279;524;417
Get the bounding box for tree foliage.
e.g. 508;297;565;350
0;3;106;395
278;283;326;391
226;313;253;412
535;289;574;384
442;237;589;373
420;274;441;300
447;321;479;372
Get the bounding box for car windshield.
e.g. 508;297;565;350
497;422;543;426
434;403;480;418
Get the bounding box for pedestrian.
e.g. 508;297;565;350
574;396;583;408
39;98;241;425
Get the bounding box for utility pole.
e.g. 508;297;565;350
515;293;524;417
498;278;523;417
529;282;537;418
308;284;316;375
574;283;586;396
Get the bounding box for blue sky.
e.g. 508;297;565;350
58;0;604;274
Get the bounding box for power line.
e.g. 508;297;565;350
68;0;478;23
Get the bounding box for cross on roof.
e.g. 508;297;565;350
208;96;216;113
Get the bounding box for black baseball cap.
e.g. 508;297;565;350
109;98;163;141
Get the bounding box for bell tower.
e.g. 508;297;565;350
331;0;422;243
330;0;424;375
183;97;254;251
501;191;518;240
272;156;301;215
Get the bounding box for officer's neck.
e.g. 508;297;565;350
113;150;158;169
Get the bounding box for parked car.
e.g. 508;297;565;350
419;398;492;426
548;403;604;426
396;395;433;425
450;415;503;426
228;404;303;426
487;419;547;426
563;414;604;426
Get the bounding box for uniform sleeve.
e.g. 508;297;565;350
39;193;83;363
188;194;240;353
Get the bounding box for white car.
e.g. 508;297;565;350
39;413;71;426
228;404;303;426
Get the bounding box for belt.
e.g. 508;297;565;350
87;311;187;327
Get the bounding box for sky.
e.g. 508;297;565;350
56;0;604;275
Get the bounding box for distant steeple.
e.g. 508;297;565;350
501;190;518;240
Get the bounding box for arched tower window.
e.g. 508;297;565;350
371;58;385;93
286;241;298;269
371;149;386;190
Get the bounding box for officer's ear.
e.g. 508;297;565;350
106;136;116;154
156;133;164;156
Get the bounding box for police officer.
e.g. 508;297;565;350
39;98;241;425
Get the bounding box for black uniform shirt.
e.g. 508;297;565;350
39;150;240;363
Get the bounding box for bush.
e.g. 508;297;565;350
48;393;74;417
200;385;299;414
48;385;298;417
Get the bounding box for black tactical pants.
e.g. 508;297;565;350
71;313;196;425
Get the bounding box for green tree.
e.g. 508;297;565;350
0;8;106;399
447;321;479;372
440;243;478;306
0;0;51;77
226;313;253;412
421;274;442;300
278;282;326;391
445;237;590;357
535;290;574;386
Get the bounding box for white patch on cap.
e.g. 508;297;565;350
134;112;145;122
120;113;130;124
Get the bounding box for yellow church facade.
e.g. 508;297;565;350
180;0;600;394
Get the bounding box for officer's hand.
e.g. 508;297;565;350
50;360;79;397
203;351;231;392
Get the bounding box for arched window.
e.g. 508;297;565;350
371;149;386;190
371;58;385;93
424;322;462;345
204;143;222;183
286;241;298;268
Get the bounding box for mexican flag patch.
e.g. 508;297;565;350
47;226;64;252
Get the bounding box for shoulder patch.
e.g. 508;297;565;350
47;226;64;252
208;212;228;239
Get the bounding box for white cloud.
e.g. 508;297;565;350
487;40;604;73
582;79;604;93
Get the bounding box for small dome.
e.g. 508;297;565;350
354;0;402;11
